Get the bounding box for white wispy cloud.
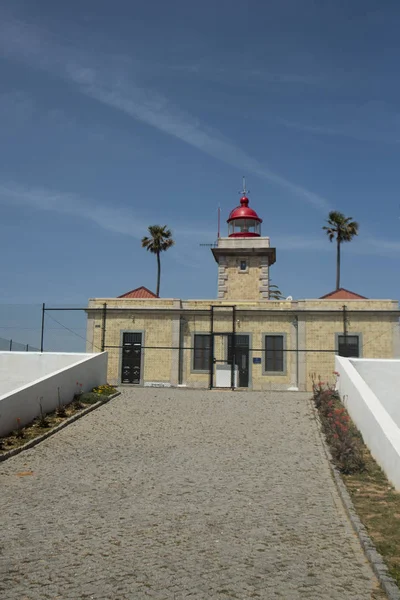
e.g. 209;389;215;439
169;64;324;86
0;16;331;212
0;181;213;239
277;116;400;145
1;180;399;259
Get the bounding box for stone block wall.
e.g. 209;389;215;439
86;298;399;391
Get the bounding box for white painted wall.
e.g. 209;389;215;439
0;352;108;437
350;359;400;427
0;352;91;396
335;356;400;490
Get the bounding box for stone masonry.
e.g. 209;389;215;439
0;389;380;599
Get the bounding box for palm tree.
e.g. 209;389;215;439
141;225;174;297
323;211;359;290
269;283;285;300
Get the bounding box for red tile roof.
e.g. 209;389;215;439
118;286;158;299
319;288;367;300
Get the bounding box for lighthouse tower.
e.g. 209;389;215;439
212;183;276;300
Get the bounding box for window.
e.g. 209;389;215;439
338;335;360;358
265;335;284;372
240;260;247;271
193;334;211;371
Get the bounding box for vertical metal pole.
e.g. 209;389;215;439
40;303;45;352
209;306;214;390
294;315;299;389
231;306;236;390
101;302;107;352
26;344;28;352
9;339;12;351
178;316;184;385
343;304;348;354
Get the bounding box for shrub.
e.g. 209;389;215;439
36;401;50;428
14;417;25;439
80;392;102;405
312;373;365;474
92;384;116;396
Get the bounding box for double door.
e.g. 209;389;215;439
121;333;142;384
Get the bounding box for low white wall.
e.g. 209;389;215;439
0;352;89;396
0;352;108;437
335;356;400;490
350;359;400;427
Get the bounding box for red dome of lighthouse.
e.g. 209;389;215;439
228;196;262;223
227;192;262;238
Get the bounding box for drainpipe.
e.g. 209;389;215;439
101;302;107;352
178;307;184;385
293;315;299;389
343;304;348;354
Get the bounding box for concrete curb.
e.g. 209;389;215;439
309;397;400;600
0;391;121;463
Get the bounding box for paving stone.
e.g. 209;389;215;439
0;389;381;599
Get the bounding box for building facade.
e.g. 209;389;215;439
86;191;400;392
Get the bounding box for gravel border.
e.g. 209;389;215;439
310;397;400;600
0;391;120;463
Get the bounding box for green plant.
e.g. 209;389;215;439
312;373;365;474
323;211;359;290
80;392;102;405
56;387;67;418
37;400;50;428
141;224;174;297
72;382;84;409
14;417;25;439
92;384;116;396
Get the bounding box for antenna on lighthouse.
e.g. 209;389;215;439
240;176;249;196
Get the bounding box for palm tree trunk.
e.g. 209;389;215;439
336;238;341;290
156;251;161;297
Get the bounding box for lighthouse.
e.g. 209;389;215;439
212;183;276;300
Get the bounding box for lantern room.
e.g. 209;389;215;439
227;195;262;237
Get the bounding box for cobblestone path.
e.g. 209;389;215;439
0;389;380;599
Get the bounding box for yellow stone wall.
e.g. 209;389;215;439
87;298;177;384
86;297;399;390
224;256;262;301
301;299;398;391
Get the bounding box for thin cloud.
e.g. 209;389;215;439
277;117;400;145
0;16;331;212
1;181;399;260
0;181;213;240
169;64;324;86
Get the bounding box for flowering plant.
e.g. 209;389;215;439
312;372;364;474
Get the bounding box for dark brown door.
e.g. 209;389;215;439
121;333;142;383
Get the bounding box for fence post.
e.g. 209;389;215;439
231;306;236;390
101;303;107;352
40;303;45;353
9;339;12;351
26;344;28;352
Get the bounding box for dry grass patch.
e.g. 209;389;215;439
344;446;400;587
313;375;400;595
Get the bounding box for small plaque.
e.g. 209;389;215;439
253;357;261;364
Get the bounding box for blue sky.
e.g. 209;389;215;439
1;1;400;347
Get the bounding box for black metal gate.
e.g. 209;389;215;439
228;334;249;387
209;305;248;389
121;332;142;384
